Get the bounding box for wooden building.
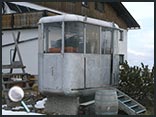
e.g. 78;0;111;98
32;2;140;30
2;2;140;75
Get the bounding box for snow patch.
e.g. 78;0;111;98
35;98;47;109
12;105;33;110
2;109;43;115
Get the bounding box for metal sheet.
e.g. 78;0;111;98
39;53;116;96
85;54;111;88
63;54;84;90
100;55;111;85
85;54;101;88
43;54;63;90
112;55;119;85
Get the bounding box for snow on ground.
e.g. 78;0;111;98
2;109;43;115
2;98;47;115
35;98;47;109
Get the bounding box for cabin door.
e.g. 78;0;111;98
85;55;102;88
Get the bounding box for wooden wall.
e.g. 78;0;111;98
2;11;58;30
34;2;128;29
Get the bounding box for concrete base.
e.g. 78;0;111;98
45;96;79;115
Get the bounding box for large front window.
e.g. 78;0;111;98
64;22;84;53
86;24;100;54
43;21;114;55
44;22;62;53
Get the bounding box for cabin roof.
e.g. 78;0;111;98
38;14;117;29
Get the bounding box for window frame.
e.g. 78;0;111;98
101;27;113;54
95;2;104;12
42;21;117;55
6;2;21;13
119;54;124;64
85;23;101;54
64;21;85;53
43;22;63;54
119;30;124;41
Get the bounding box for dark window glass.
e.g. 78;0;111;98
101;28;112;54
17;5;29;12
82;0;88;7
95;2;104;12
28;8;37;12
44;23;62;53
119;54;124;64
6;2;37;13
119;30;123;41
86;24;100;54
6;2;20;13
65;22;84;53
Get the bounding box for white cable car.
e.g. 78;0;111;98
38;14;121;97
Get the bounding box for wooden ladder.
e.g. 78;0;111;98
2;32;32;109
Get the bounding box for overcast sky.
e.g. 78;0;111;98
122;2;154;69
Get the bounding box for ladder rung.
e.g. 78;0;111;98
2;73;30;76
130;104;138;108
118;95;124;98
2;65;26;69
122;99;131;103
2;80;29;84
3;87;31;92
136;109;146;114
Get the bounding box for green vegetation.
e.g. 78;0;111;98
118;61;154;115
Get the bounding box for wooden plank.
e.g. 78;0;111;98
2;14;12;29
2;73;30;76
3;87;32;92
3;80;29;84
2;11;45;30
12;32;25;73
2;65;26;69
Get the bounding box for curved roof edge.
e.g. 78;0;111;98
39;14;120;29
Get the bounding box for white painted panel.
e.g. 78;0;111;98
2;29;38;45
2;40;38;75
118;30;127;60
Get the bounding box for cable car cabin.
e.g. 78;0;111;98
38;14;122;96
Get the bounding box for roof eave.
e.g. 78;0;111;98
109;2;140;29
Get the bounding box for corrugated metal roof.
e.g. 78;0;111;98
2;2;65;15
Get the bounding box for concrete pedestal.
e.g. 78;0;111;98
45;95;79;115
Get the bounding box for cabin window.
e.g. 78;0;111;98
101;28;112;54
95;2;104;12
64;22;84;53
86;24;100;54
44;22;62;53
119;54;124;64
119;30;124;41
